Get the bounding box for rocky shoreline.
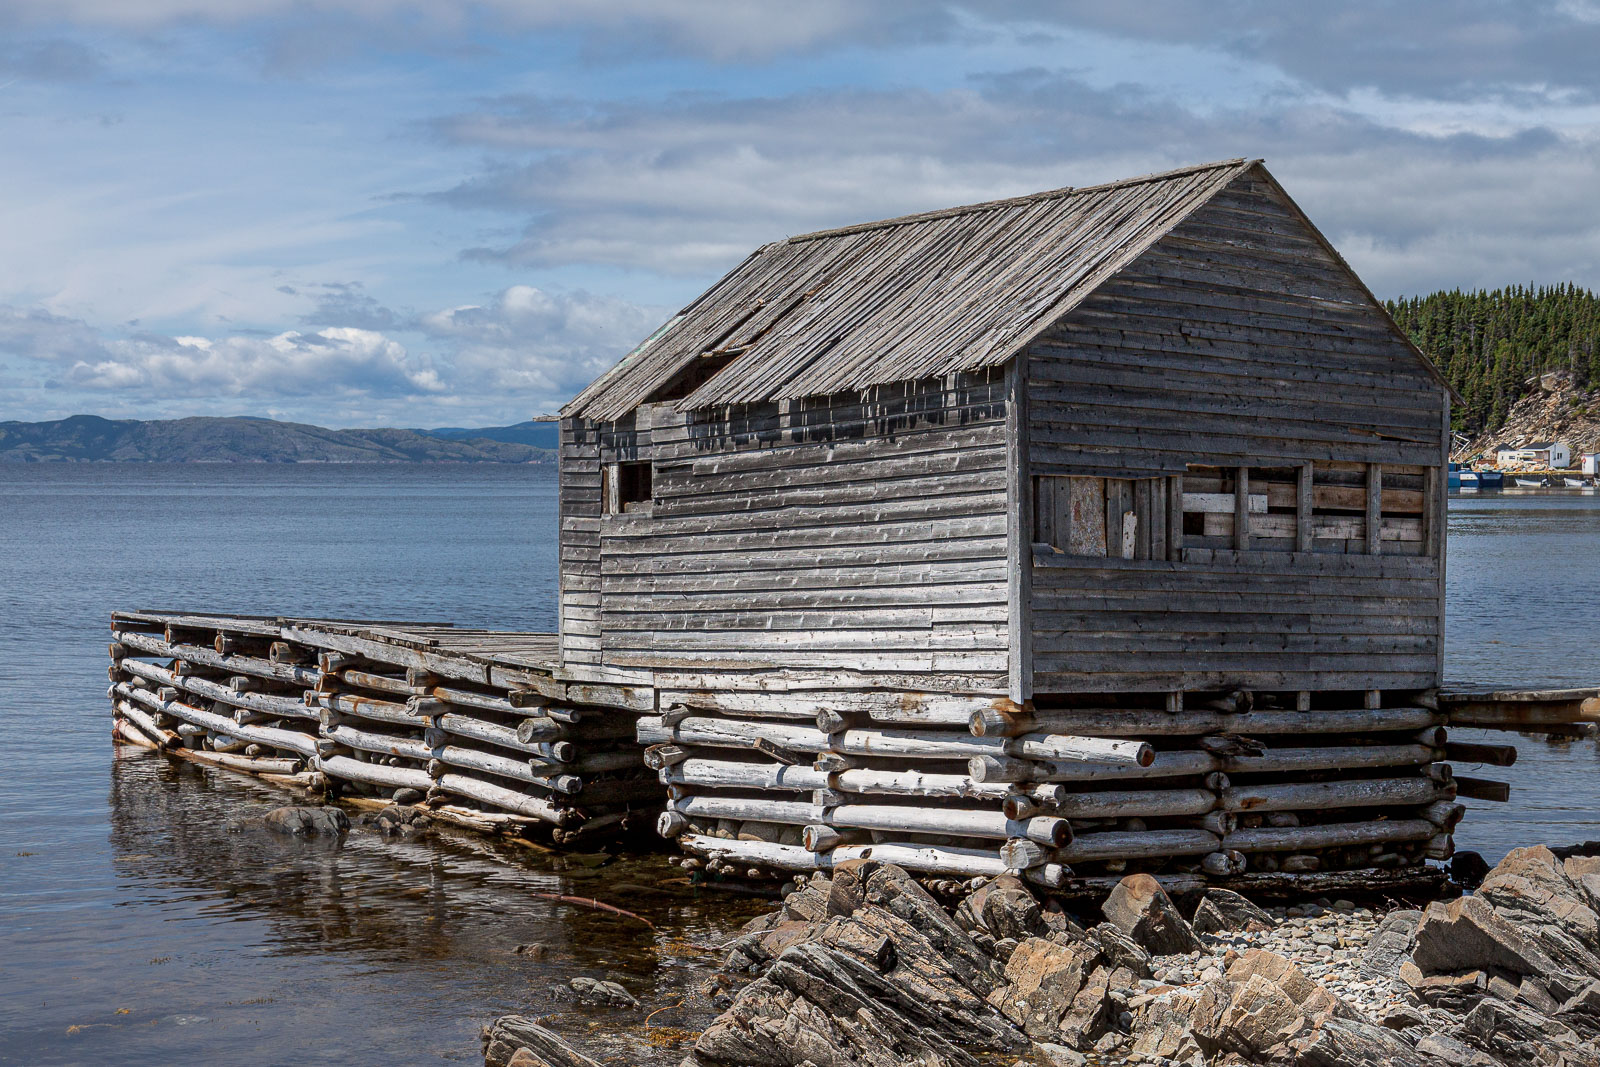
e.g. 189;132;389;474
488;844;1600;1067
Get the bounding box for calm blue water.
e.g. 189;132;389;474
0;465;763;1067
1;466;1598;1064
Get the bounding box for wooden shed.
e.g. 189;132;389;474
557;158;1453;716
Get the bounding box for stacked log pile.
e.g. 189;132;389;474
649;692;1470;891
107;612;660;844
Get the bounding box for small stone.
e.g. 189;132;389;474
1032;1044;1087;1067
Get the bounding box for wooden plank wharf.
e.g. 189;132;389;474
107;610;661;843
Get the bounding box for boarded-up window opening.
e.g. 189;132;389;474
1034;474;1170;560
1179;462;1430;554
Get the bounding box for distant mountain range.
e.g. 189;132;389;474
0;415;558;463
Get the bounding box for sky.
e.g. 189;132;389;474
2;2;1599;428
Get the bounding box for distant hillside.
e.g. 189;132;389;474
0;415;554;463
1387;284;1600;435
423;420;559;449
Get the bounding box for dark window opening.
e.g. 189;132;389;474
601;460;652;515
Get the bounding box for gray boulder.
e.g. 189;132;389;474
1359;909;1421;980
1189;888;1276;935
1101;874;1203;956
1411;895;1558;979
481;1016;599;1067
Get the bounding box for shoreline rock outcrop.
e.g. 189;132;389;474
488;845;1600;1067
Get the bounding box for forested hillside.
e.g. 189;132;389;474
1386;284;1600;433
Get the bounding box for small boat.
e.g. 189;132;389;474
1516;475;1551;488
1475;469;1504;489
1458;469;1481;489
1565;475;1589;488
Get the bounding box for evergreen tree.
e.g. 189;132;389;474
1387;285;1600;433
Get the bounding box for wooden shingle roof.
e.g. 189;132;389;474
565;159;1258;422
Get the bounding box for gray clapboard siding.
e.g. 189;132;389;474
587;377;1012;693
1022;170;1447;694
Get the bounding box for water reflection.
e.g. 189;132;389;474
67;748;768;1065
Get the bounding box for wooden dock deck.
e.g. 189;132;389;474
108;610;661;842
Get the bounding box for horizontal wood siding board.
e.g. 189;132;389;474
1032;670;1437;693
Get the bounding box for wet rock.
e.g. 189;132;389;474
1102;874;1203;956
391;787;424;805
370;804;431;837
1189;889;1276;935
482;1016;600;1067
260;805;348;836
1030;1041;1086;1066
1451;850;1491;889
569;976;638;1009
1358;909;1420;980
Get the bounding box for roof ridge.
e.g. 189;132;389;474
786;158;1254;244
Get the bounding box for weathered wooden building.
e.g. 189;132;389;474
557;158;1453;714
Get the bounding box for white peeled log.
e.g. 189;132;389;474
832;727;1004;761
313;691;426;728
515;716;571;744
113;716;160;748
825;804;1072;846
1010;734;1153;766
1220;776;1443;813
113;700;179;748
677;834;1009;879
999;837;1049;868
1038;786;1216;820
656;810;688;838
967;755;1036;783
189;749;302;776
970;705;1443;738
637;715;828;753
322;721;582;793
429;710;568;757
1056;829;1220;862
120;658;317;721
1221;743;1437;775
115;629;320;686
803;824;843;851
972;750;1220;784
315;755;579;825
118;682;317;757
669;793;820;825
1223;818;1437;853
663;758;828;793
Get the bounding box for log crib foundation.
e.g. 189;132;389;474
107;611;661;845
648;688;1477;896
107;610;1597;894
